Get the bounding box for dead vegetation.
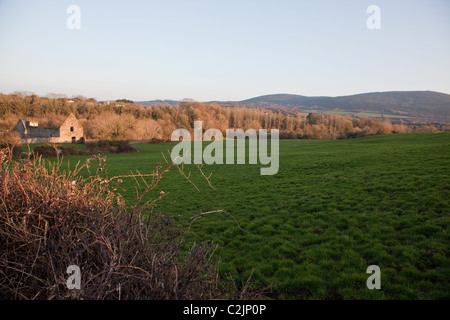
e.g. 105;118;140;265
0;148;254;300
0;131;22;158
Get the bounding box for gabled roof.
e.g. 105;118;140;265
18;113;78;130
17;119;27;129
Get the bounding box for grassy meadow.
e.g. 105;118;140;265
36;133;450;299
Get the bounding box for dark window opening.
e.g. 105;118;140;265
70;126;74;132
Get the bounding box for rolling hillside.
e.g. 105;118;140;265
139;91;450;123
238;91;450;123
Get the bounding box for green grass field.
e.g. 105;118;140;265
40;133;450;299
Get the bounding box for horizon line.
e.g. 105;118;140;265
2;89;450;103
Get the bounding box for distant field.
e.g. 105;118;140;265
49;133;449;299
297;108;414;120
354;112;414;120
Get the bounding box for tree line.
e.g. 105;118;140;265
0;93;445;142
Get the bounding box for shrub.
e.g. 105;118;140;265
0;150;223;300
35;141;138;158
59;146;89;156
279;131;298;139
148;138;166;144
0;131;22;158
116;141;138;154
34;144;58;157
96;140;115;148
345;129;369;139
93;140;137;154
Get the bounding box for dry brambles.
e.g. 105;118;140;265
0;148;230;300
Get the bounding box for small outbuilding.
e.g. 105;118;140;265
14;113;84;144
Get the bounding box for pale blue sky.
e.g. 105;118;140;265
0;0;449;101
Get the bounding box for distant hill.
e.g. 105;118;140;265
137;99;179;107
138;91;450;123
237;91;450;123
